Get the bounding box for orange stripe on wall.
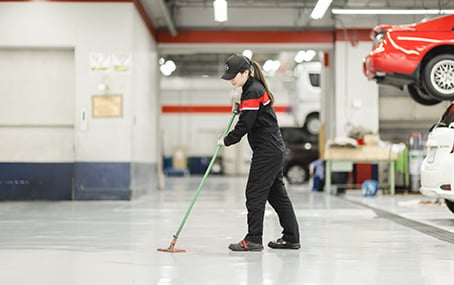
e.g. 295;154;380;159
335;29;371;41
158;29;372;44
274;106;290;113
163;106;231;113
158;30;335;44
162;105;290;113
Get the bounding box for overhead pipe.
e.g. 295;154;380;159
157;0;177;37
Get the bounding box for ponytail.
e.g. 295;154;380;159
251;60;275;106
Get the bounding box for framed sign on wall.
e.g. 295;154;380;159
92;95;123;118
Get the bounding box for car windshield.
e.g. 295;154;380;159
309;73;320;87
440;104;454;125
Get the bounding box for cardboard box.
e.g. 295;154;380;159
364;134;380;146
324;146;397;161
172;147;187;169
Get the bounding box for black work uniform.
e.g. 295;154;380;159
224;76;300;245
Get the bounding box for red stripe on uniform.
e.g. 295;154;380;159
241;98;262;110
261;92;271;106
240;92;270;111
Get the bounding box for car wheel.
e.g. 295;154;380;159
304;113;320;136
423;54;454;100
445;199;454;214
285;164;307;184
407;84;441;106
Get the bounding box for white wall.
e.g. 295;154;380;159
0;49;75;162
130;8;159;164
160;77;236;158
0;2;159;165
334;41;379;138
73;4;138;162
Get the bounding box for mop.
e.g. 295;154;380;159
158;109;238;253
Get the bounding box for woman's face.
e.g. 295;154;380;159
229;70;249;88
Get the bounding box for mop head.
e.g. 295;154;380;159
157;237;186;253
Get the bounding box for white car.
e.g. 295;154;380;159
420;103;454;214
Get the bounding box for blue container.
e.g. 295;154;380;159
361;179;379;197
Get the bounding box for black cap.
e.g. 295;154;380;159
221;55;251;80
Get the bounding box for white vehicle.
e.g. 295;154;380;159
420;103;454;214
292;62;321;138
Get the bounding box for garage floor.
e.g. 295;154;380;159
1;176;453;285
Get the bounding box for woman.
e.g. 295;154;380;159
220;54;300;251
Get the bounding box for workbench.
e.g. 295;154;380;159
323;146;398;195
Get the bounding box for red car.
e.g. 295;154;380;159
363;14;454;105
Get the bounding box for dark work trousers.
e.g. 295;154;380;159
244;152;300;244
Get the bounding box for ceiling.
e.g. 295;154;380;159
144;0;454;31
139;0;454;77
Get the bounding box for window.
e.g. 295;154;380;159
309;73;320;87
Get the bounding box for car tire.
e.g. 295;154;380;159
445;199;454;214
284;164;308;184
407;84;441;106
423;54;454;101
303;113;320;136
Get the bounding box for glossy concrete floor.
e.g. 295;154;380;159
1;176;453;285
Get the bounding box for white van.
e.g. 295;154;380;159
292;62;321;137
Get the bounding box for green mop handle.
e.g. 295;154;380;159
173;110;238;239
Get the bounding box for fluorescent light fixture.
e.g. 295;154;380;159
263;59;280;73
295;50;316;63
311;0;333;19
160;60;176;76
295;51;305;63
214;0;228;22
305;50;316;62
331;9;454;15
242;49;253;60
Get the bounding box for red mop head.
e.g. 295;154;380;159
157;236;186;253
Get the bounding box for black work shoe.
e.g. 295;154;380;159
228;239;264;252
268;238;300;249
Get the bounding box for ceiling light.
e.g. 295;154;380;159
160;60;176;76
97;82;108;91
295;50;316;63
294;51;306;63
311;0;333;19
304;50;316;61
331;9;454;15
242;49;253;60
213;0;228;22
263;59;280;73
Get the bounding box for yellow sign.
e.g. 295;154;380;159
92;95;123;118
